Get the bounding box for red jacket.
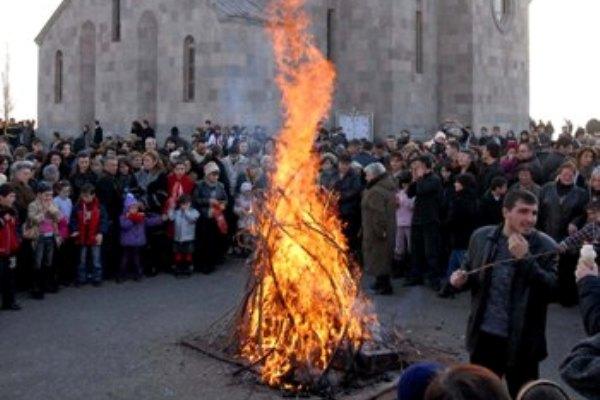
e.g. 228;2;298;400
0;206;20;257
166;173;195;208
70;198;108;246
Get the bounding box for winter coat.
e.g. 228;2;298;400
95;174;123;221
221;155;248;193
27;200;61;239
234;195;255;230
69;198;109;246
538;182;589;241
319;169;338;191
70;170;98;200
406;172;442;226
479;191;504;228
193;180;228;219
578;276;600;336
12;181;35;221
166;173;195;209
542;152;567;182
135;170;168;213
560;333;600;400
462;225;559;366
119;212;163;247
0;206;20;257
361;174;397;276
477;161;503;195
333;169;363;219
168;208;200;242
446;188;479;249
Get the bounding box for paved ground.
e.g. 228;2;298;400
0;259;587;400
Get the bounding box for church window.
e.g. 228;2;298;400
54;50;63;103
112;0;121;42
183;36;195;102
492;0;513;33
415;2;423;74
326;8;335;61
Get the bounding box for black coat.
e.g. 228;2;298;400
193;180;228;219
538;182;589;241
333;169;364;218
70;170;98;200
560;276;600;400
95;174;122;221
407;172;442;226
93;127;103;145
477;160;503;195
542;152;567;182
478;191;504;228
446;189;479;249
462;225;559;365
578;276;600;336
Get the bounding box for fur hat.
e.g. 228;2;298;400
397;362;443;400
204;161;220;176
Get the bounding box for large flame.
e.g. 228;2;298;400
238;0;373;390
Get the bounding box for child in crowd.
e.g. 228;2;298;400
168;194;199;276
395;171;414;276
70;184;108;286
27;181;62;298
53;180;74;285
119;193;162;281
233;182;255;257
0;184;21;311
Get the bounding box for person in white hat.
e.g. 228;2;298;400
193;161;229;274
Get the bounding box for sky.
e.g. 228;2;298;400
0;0;599;130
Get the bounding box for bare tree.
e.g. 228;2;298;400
1;45;14;136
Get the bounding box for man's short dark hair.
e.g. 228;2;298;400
503;189;538;210
0;184;15;198
486;142;501;159
411;155;433;169
490;176;508;191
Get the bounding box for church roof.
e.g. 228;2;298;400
34;0;270;46
35;0;72;45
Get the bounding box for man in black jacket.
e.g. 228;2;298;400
478;142;503;195
406;155;443;290
333;154;363;256
560;253;600;399
450;189;559;398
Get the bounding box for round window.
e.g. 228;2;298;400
492;0;513;33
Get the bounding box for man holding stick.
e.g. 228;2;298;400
450;189;559;398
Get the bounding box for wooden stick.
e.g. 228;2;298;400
465;250;558;276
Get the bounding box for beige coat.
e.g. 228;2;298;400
361;174;397;276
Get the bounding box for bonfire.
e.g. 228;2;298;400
237;0;375;391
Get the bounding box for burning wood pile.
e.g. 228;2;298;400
235;0;377;392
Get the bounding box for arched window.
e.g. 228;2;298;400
415;1;423;74
492;0;513;32
54;50;63;103
183;36;195;102
112;0;121;42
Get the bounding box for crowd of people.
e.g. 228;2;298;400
0;117;598;399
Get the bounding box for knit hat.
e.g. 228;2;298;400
434;131;447;142
123;193;138;210
397;362;443;400
241;182;253;193
204;161;220;176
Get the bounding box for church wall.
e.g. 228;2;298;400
472;0;529;133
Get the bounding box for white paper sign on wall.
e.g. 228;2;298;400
335;110;374;141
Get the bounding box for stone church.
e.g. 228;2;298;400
35;0;530;140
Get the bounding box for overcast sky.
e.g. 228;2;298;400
0;0;598;130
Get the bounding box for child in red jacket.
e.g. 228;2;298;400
0;184;21;311
70;184;108;286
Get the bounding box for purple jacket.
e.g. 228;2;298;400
119;213;163;247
